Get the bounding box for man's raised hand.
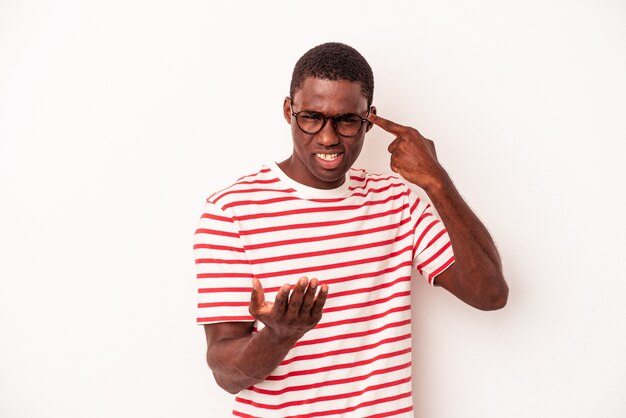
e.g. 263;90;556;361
368;113;446;191
249;277;328;343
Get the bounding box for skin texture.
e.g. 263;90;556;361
203;76;508;394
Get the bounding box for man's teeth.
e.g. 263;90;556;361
317;153;339;161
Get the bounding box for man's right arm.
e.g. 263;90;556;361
204;277;328;394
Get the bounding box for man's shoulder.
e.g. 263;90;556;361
205;165;281;207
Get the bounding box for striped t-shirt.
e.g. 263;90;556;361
194;162;455;417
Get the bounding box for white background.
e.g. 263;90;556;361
1;1;625;417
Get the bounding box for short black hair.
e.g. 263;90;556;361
290;42;374;107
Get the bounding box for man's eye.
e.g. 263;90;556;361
301;113;323;120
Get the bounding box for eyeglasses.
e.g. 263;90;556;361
291;103;371;137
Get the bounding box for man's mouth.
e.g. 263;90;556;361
316;153;339;161
314;152;344;170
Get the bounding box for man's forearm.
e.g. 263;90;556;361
208;327;299;394
425;170;508;310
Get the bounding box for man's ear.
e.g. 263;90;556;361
283;97;292;124
366;106;377;132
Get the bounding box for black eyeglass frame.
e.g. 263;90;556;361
290;102;372;137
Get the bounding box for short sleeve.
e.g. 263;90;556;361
193;201;255;324
407;187;456;285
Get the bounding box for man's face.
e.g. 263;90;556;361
282;77;374;189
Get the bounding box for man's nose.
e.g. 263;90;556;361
316;119;340;146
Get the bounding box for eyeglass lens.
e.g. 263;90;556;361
296;112;365;137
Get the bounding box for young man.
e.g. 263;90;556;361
194;42;508;417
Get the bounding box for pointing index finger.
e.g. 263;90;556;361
368;114;406;135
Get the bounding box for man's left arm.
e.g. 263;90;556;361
368;113;508;311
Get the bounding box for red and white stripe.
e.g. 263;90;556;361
194;163;455;417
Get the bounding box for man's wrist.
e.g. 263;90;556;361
422;169;452;196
